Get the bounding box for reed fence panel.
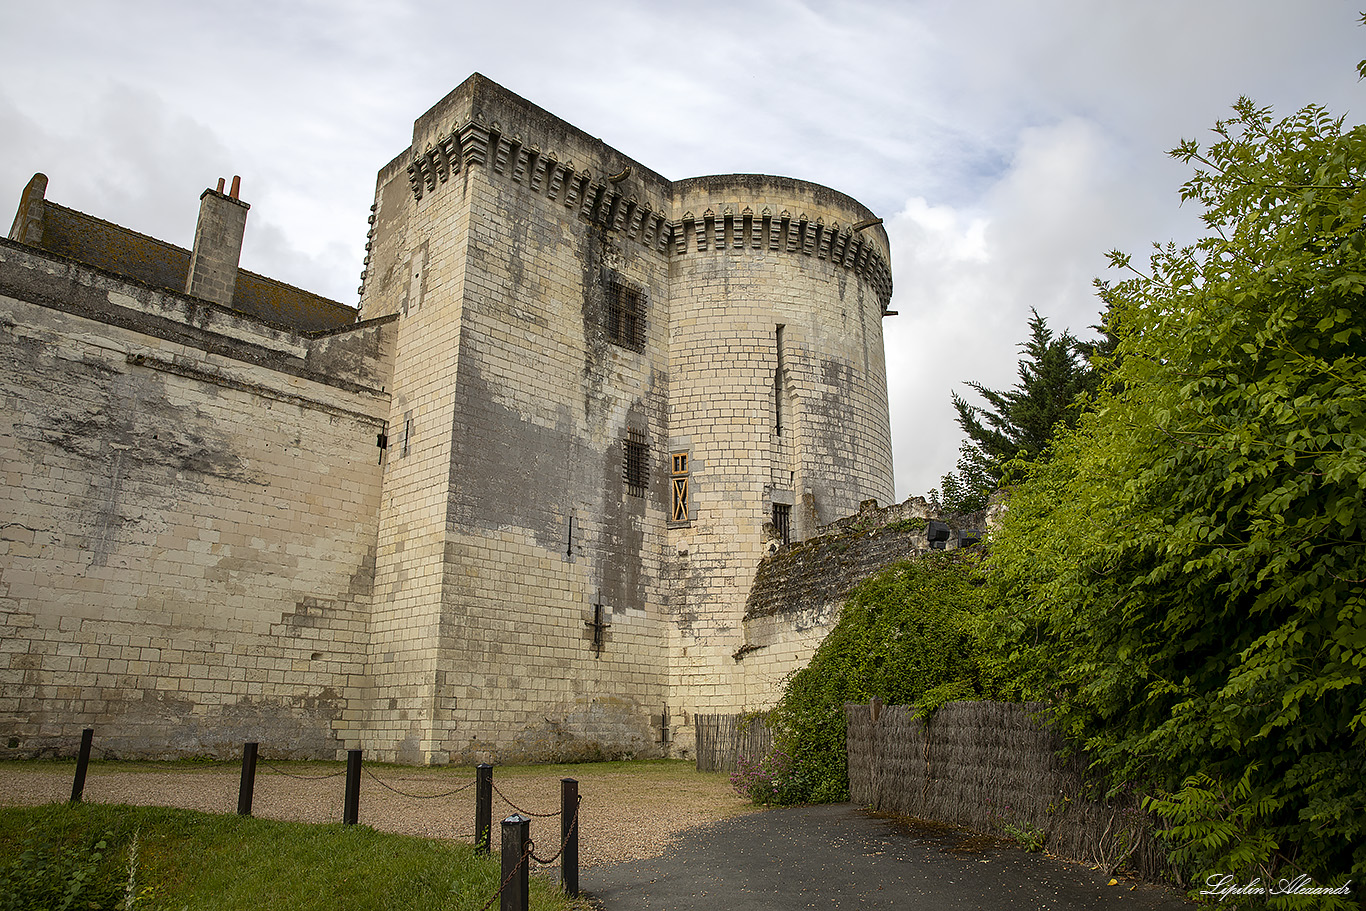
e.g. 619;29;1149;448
694;714;772;773
846;700;1166;879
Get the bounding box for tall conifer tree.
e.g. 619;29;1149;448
931;309;1096;512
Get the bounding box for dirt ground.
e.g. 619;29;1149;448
0;758;758;869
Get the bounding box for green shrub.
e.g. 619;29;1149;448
729;749;797;806
986;98;1366;891
759;551;999;805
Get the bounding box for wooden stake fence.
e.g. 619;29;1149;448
694;713;773;772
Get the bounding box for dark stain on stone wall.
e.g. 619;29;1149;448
3;324;260;564
445;355;576;551
597;400;651;613
579;226;613;426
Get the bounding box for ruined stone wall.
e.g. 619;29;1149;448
0;240;393;758
664;178;896;747
734;498;983;707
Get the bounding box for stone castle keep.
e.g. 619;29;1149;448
1;74;902;764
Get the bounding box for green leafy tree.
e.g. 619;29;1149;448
931;309;1096;512
929;441;996;513
987;97;1365;894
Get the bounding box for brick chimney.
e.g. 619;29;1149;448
185;176;249;306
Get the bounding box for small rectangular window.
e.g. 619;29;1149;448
624;429;648;497
772;503;791;545
606;276;647;352
670;451;690;523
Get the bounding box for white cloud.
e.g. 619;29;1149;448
885;115;1192;499
2;0;1361;504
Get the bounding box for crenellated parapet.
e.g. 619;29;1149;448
667;206;893;314
404;118;676;256
400;117;894;315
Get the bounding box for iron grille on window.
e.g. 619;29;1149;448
624;429;648;497
772;503;791;545
607;277;647;352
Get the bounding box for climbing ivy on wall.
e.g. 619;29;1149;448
763;552;999;804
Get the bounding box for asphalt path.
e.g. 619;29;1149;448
585;803;1194;910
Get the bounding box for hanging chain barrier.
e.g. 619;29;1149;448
362;765;476;800
491;781;562;818
61;732;580;911
258;758;347;780
529;795;581;865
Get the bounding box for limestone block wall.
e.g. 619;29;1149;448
358;143;472;764
0;241;392;758
664;177;896;745
359;76;675;763
435;167;672;763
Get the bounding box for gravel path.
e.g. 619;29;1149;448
0;760;757;869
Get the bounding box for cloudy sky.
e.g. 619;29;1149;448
2;0;1361;500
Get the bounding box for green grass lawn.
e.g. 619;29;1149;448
0;802;591;911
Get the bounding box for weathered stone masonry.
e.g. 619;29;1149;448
2;74;899;763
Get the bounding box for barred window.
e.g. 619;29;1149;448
670;452;690;523
606;276;647;352
772;503;791;545
624;429;648;497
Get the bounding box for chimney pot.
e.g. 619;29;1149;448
229;176;241;199
216;177;225;193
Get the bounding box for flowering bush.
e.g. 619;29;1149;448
729;749;797;806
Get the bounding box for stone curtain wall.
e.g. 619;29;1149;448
846;701;1167;879
0;240;393;759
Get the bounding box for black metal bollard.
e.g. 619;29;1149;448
237;742;259;816
475;763;493;854
500;814;530;911
343;749;362;825
69;729;94;804
561;778;579;897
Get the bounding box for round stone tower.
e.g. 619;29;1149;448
664;174;895;727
